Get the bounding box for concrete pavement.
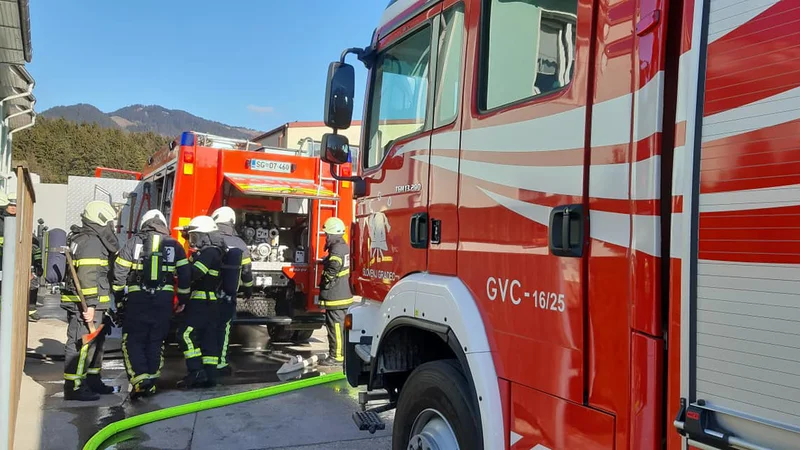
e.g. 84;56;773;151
17;294;394;450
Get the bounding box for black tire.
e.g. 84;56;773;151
392;360;482;450
267;325;293;343
291;330;314;343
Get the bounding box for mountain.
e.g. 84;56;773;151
41;103;262;140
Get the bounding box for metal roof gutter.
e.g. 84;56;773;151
17;0;33;63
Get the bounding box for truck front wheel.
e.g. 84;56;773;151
392;360;481;450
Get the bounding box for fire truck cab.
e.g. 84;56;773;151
321;0;800;449
139;131;354;343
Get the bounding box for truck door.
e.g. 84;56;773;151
456;0;588;404
354;4;442;301
427;0;465;276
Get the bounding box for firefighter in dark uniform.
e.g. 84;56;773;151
175;215;224;388
30;234;43;322
210;206;253;376
319;217;353;366
0;193;43;322
113;210;191;399
62;200;120;401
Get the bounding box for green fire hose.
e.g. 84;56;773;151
82;372;346;450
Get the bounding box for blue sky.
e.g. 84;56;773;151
27;1;386;132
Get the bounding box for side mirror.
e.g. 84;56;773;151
323;62;355;130
321;133;351;165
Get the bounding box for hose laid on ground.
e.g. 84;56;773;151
82;371;346;450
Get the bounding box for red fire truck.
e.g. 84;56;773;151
112;131;354;343
319;0;800;449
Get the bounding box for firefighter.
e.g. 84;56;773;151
210;206;253;376
318;217;353;366
0;193;43;322
30;234;43;322
113;210;191;399
175;215;225;389
62;200;120;401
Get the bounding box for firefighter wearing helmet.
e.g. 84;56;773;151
62;200;120;401
210;206;253;377
319;216;352;366
175;215;226;389
112;209;191;399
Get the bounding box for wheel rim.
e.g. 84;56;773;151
407;408;459;450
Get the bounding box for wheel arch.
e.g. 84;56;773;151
357;273;505;449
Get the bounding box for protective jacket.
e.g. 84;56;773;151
187;234;225;301
319;234;352;309
112;219;192;301
61;220;120;309
217;223;253;293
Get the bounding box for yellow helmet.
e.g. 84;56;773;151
323;217;346;235
0;192;8;209
82;200;117;226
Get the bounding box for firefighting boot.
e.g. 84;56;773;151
130;379;156;400
177;370;208;389
217;365;233;377
203;366;218;388
319;356;343;367
64;381;100;402
145;379;157;397
87;374;115;395
129;381;148;400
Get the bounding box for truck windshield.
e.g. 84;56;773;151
364;25;432;169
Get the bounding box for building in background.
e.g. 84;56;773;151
253;120;361;161
0;0;35;192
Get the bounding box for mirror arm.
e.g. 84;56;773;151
341;46;376;70
327;163;367;198
327;162;361;183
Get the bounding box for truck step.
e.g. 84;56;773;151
355;344;372;363
352;410;386;434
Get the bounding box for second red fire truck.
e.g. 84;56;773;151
103;131;354;343
319;0;800;449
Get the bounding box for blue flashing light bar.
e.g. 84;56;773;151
180;131;195;147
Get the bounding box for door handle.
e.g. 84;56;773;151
410;212;428;249
549;204;585;257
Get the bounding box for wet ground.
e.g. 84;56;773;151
20;293;394;450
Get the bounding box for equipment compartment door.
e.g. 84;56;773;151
354;4;443;302
676;1;800;449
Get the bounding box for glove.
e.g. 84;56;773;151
111;302;125;326
103;313;114;335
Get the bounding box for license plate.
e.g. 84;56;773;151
250;159;292;174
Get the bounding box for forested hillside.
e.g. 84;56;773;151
42;103;262;140
11;117;171;183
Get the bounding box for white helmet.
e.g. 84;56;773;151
140;209;167;228
211;206;236;225
82;200;117;226
185;215;218;234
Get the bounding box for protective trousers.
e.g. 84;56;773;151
64;309;106;390
121;292;173;387
325;308;346;362
217;299;235;369
178;300;219;382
